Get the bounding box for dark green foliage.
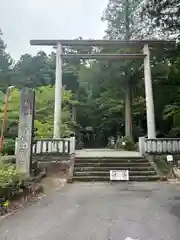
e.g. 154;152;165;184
1;139;15;155
0;0;180;145
0;30;13;92
142;0;180;38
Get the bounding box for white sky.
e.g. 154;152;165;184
0;0;108;60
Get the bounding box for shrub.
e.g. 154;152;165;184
2;138;15;155
0;160;24;201
115;136;136;151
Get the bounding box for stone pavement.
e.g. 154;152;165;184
75;148;142;158
0;182;180;240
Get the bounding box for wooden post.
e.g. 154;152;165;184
124;0;133;139
125;81;132;138
16;88;35;176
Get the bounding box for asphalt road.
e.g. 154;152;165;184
0;182;180;240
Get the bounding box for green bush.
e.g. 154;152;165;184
0;160;24;201
115;136;136;151
1;138;15;155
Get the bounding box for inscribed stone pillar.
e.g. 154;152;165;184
16;88;35;176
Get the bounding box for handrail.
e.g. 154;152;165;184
139;137;180;154
15;137;76;155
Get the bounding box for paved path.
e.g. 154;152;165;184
76;149;142;158
0;182;180;240
2;149;142;161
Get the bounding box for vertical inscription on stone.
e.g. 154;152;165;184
16;88;35;175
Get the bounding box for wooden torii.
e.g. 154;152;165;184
30;39;175;140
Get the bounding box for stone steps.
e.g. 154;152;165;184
73;175;160;182
74;170;157;176
72;156;162;182
75;162;152;167
76;157;146;163
74;166;154;171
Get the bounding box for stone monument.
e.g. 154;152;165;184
16;88;35;176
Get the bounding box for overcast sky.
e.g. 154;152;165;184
0;0;108;60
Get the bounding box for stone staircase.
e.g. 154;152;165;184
73;156;161;181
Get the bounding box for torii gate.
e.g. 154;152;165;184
30;39;175;140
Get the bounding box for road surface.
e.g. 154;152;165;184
0;182;180;240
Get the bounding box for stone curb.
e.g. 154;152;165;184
172;167;180;179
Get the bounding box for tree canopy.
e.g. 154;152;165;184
0;0;180;142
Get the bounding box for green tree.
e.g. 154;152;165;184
142;0;180;38
102;0;143;39
0;29;13;92
0;86;77;139
35;85;77;138
13;51;53;88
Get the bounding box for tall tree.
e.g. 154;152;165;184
13;51;53;88
142;0;180;39
102;0;143;39
0;29;13;92
101;0;145;139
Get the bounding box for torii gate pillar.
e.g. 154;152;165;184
143;44;156;139
53;42;62;138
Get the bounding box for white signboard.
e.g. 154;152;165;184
110;170;129;181
125;238;139;240
166;155;173;162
